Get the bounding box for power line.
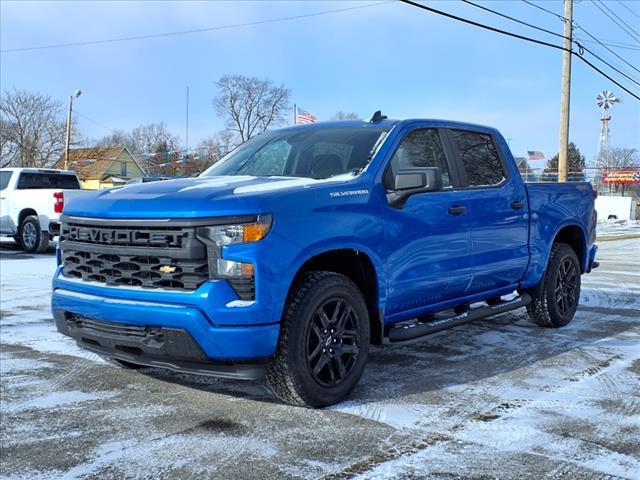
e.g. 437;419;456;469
596;0;640;38
576;42;640;87
398;0;640;101
575;36;640;51
462;0;566;40
616;0;640;20
521;0;566;21
521;0;640;51
74;110;118;133
461;0;640;86
591;0;640;44
0;2;393;53
574;24;640;75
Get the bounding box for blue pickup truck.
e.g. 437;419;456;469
52;114;598;407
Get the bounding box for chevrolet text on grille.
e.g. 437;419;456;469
66;226;186;246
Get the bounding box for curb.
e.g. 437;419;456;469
596;233;640;241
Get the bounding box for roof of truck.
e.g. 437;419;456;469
278;118;501;136
0;167;77;174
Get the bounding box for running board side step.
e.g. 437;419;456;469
387;293;531;343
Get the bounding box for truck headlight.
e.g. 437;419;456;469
196;214;272;247
196;214;271;281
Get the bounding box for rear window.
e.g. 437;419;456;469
16;172;80;190
451;130;506;186
0;171;12;190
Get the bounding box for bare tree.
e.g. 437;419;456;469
331;111;359;121
95;122;181;172
94;129;135;150
195;130;238;170
129;122;180;155
606;147;639;169
0;89;75;168
213;75;291;142
0;117;17;167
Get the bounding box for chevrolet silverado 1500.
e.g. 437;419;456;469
52;116;598;406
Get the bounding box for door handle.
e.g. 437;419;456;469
510;200;525;210
448;205;467;216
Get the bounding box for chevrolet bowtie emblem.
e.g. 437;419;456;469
159;265;177;274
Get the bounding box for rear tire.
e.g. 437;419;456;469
526;243;581;328
266;271;370;407
19;216;49;253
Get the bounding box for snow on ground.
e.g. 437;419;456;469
597;219;640;238
1;238;639;479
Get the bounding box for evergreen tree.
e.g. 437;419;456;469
543;142;586;182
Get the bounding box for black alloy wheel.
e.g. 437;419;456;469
266;271;370;407
526;243;581;328
555;257;578;316
306;298;360;388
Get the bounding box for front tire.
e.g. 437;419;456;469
526;243;581;328
19;216;49;253
266;271;370;407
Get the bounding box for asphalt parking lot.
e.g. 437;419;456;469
1;238;639;479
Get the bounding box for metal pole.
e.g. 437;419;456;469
186;86;190;156
294;104;297;125
558;0;573;183
64;95;73;170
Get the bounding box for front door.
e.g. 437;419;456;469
381;127;472;320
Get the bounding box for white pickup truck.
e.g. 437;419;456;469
0;168;82;253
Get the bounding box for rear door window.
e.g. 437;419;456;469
450;130;506;187
17;173;81;189
0;171;12;190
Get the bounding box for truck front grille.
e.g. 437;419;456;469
59;217;209;292
61;249;209;290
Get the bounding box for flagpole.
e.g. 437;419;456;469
294;104;297;125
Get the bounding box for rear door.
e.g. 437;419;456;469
444;129;529;294
381;126;472;318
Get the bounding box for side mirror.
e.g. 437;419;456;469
387;167;443;208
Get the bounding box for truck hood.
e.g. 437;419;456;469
62;175;353;219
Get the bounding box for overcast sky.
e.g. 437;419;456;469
1;0;639;165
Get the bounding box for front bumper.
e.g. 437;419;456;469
52;271;281;369
54;313;268;380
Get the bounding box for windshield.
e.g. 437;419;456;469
201;125;390;180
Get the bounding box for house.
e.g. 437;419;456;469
54;146;145;189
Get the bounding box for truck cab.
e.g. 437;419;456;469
52;117;597;407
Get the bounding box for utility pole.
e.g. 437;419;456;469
558;0;573;182
185;85;190;156
64;90;81;170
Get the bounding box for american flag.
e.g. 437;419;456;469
527;150;544;161
296;107;317;125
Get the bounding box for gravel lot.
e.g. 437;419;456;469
1;237;639;479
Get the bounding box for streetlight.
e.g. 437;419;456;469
64;90;82;170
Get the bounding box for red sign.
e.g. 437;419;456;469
603;171;640;184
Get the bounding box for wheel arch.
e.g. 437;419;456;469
18;208;38;227
286;248;385;345
552;224;588;273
